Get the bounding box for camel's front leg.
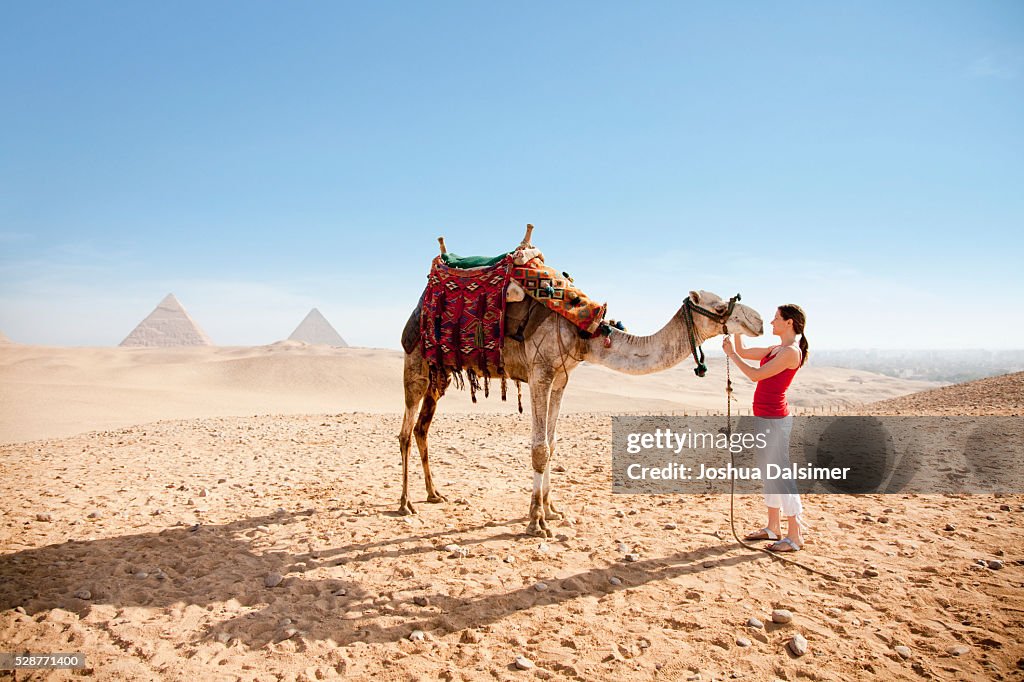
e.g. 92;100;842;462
542;383;566;520
526;377;553;538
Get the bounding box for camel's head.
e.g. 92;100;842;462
686;290;763;337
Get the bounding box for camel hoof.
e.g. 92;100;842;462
543;508;564;520
525;522;553;538
397;500;417;516
426;493;448;503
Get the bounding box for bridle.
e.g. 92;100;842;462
681;293;741;377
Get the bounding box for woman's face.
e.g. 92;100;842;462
770;309;793;336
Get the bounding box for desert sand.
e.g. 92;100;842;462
0;344;938;445
1;345;1021;681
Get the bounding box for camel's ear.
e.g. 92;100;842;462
689;291;701;304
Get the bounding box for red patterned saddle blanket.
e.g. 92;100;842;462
420;254;513;400
419;244;608;402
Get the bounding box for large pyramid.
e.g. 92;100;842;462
288;308;348;347
120;294;213;347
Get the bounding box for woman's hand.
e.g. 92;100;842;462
722;336;735;357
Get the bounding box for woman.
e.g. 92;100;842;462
721;304;809;552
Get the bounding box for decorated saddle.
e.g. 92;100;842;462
418;226;609;402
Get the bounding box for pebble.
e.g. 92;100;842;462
987;560;1004;570
746;617;764;629
624;553;640;562
409;630;426;642
946;645;970;656
535;582;549;592
264;573;283;588
864;568;879;578
615;510;625;518
87;511;103;519
788;634;808;656
443;544;462;553
616;542;629;553
1000;504;1011;511
134;571;148;580
825;608;843;618
609;576;623;586
944;523;956;531
895;645;912;659
664;522;678;530
35;513;52;522
514;655;535;670
504;555;516;564
74;589;91;600
537;542;550;553
771;609;793;624
414;596;430;607
736;637;752;648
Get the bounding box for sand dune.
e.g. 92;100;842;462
861;370;1023;416
0;344;939;444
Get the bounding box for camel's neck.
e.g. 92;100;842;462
583;306;711;375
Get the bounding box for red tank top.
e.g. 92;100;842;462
752;346;799;417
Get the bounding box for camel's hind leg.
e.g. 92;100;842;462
398;352;429;515
414;392;447;503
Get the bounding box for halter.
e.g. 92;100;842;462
681;293;741;377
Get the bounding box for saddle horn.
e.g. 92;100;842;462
438;236;447;255
521;224;534;247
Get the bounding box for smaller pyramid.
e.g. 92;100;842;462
288;308;348;347
120;294;213;347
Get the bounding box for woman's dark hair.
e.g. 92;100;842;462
778;304;809;367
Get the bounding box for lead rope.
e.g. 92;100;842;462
724;351;842;582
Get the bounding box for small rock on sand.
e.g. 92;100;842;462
409;630;426;641
514;655;535;670
987;560;1004;570
535;582;549;592
771;609;793;624
736;637;752;647
946;645;970;656
74;589;92;600
895;645;912;659
609;576;623;586
944;523;956;531
624;553;640;562
746;617;764;629
264;573;283;588
788;634;808;656
35;513;52;522
414;596;429;607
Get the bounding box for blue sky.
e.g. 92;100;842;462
1;2;1022;349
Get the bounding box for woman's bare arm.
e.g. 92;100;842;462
733;333;772;361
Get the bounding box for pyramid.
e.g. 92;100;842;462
120;294;213;347
288;308;348;347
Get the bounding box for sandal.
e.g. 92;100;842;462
744;527;780;541
767;537;801;552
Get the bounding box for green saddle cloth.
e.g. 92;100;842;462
441;252;511;269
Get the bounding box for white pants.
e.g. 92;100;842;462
754;416;804;521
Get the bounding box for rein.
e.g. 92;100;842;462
681;293;741;377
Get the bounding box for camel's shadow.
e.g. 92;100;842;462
1;508;762;649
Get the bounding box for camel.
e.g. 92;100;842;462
398;232;764;537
